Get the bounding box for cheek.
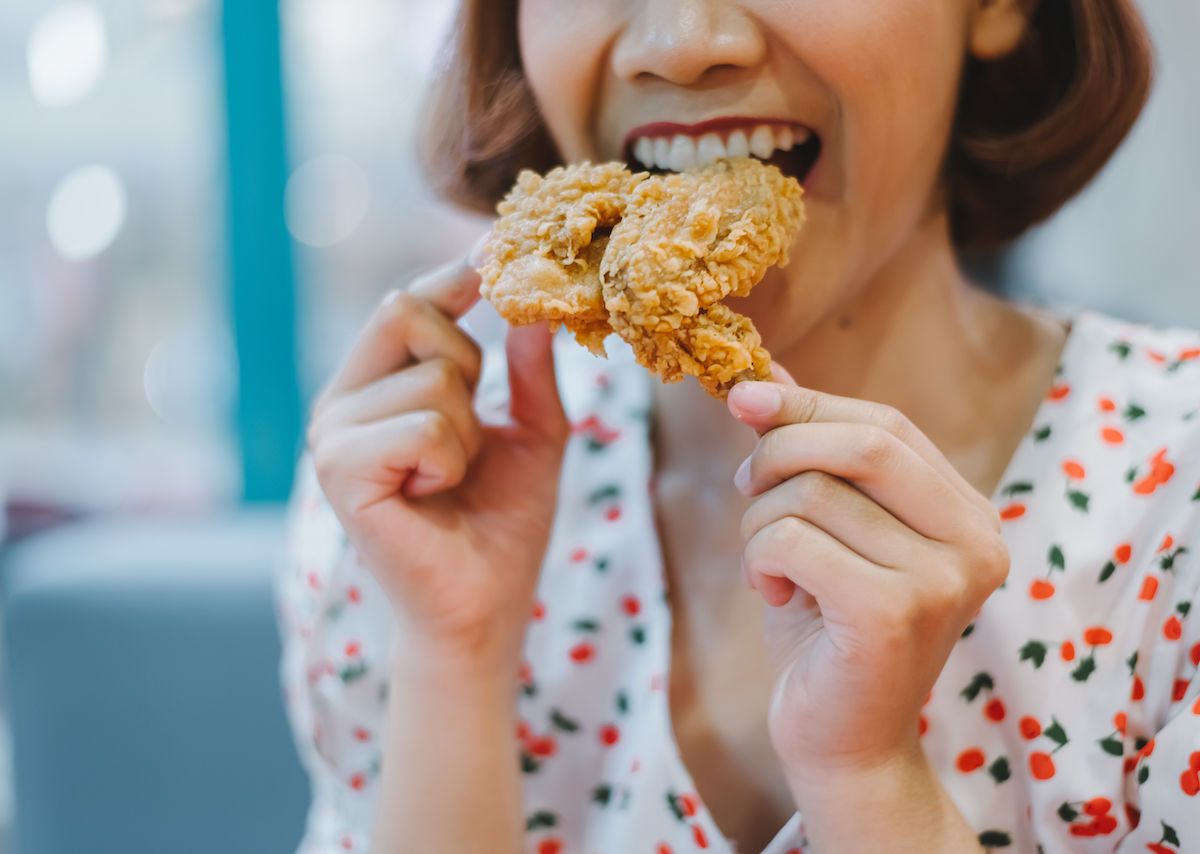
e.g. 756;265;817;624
518;0;617;161
818;3;967;209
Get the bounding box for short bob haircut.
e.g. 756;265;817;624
418;1;1152;250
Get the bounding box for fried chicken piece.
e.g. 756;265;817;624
479;161;641;355
479;157;804;396
600;159;804;395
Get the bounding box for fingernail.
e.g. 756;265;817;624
730;383;780;419
734;456;752;493
466;231;492;268
380;288;402;307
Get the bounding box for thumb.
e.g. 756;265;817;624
505;322;568;442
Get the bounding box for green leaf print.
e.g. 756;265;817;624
525;810;558;830
1137;765;1150;785
665;791;685;821
1192;485;1200;502
987;757;1011;784
1066;490;1090;512
960;672;994;702
1098;736;1124;756
1002;481;1035;497
1057;802;1079;822
1127;651;1139;674
978;830;1012;848
616;691;629;715
1070;656;1097;682
572;619;601;632
1019;641;1047;668
1108;340;1132;360
1033;424;1052;442
549;708;580;732
1163;822;1181;846
592;784;613;806
1044;717;1069;748
588;484;622;505
1098;560;1117;582
1048;545;1066;570
1124;403;1147;421
520;753;540;773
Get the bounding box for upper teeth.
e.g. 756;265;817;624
631;124;810;172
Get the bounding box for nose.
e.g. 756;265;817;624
611;0;767;87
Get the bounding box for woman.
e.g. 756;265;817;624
278;1;1200;851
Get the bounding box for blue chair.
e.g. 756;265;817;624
0;510;309;854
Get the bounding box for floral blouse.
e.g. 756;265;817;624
276;307;1200;854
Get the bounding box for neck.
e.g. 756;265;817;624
653;209;1068;497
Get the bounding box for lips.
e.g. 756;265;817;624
622;117;822;184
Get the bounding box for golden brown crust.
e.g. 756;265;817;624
479;158;804;395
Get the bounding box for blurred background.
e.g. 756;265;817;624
0;1;1196;852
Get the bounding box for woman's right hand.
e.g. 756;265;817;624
306;253;569;667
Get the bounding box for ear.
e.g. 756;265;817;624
969;0;1035;61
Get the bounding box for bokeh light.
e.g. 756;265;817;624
26;3;109;108
46;164;128;261
284;154;370;248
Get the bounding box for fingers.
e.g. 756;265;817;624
737;422;976;543
743;515;877;608
319;261;484;402
505;322;567;443
309;358;483;461
728;382;995;521
740;470;926;569
314;410;470;513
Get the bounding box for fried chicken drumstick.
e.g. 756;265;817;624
478;157;805;397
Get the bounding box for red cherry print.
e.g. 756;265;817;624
1114;712;1128;734
1093;814;1118;834
598;724;620;747
1194;695;1200;714
691;823;709;849
518;661;532;684
1019;716;1042;739
346;586;361;604
918;715;929;736
1139;576;1159;601
1125;804;1140;828
1069;824;1097;837
344;641;361;658
1181;769;1200;797
1029;751;1056;780
527;735;557;757
1133;476;1159;495
621;595;641;616
1114;543;1133;564
678;793;699;817
1140;739;1156;758
956;748;986;773
306;571;322;590
1158;533;1174;552
1000;503;1027;521
354;727;370;742
341;835;353;850
531;601;546;620
1146;844;1175;854
1083;627;1113;646
984;698;1006;722
1048;384;1071;401
1061;641;1076;661
516;720;529;741
1030;579;1055;599
1101;426;1125;445
1084;797;1112;816
1147;349;1167;364
537;839;562;854
569;641;595;662
1180;347;1200;361
1098;396;1117;412
1190;642;1200;667
569;547;588;563
1174;679;1189;702
656;845;673;854
1061;460;1086;480
1164;615;1183;641
1132;676;1145;701
1190;752;1200;772
349;773;366;791
604;505;622;522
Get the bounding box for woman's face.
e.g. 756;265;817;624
517;0;1007;351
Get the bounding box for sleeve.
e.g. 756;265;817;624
1115;575;1200;853
274;451;396;854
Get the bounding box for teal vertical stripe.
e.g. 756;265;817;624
219;0;302;502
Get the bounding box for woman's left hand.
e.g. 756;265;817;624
727;370;1009;790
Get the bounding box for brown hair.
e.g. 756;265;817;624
418;1;1153;250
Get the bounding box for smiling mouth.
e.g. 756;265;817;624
622;117;822;184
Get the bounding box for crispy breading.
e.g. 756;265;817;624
479;157;804;396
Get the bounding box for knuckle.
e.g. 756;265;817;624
426;358;462;397
875;405;913;441
854;426;896;470
380;288;419;318
416;410;453;447
461;336;484;385
790;470;838;508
